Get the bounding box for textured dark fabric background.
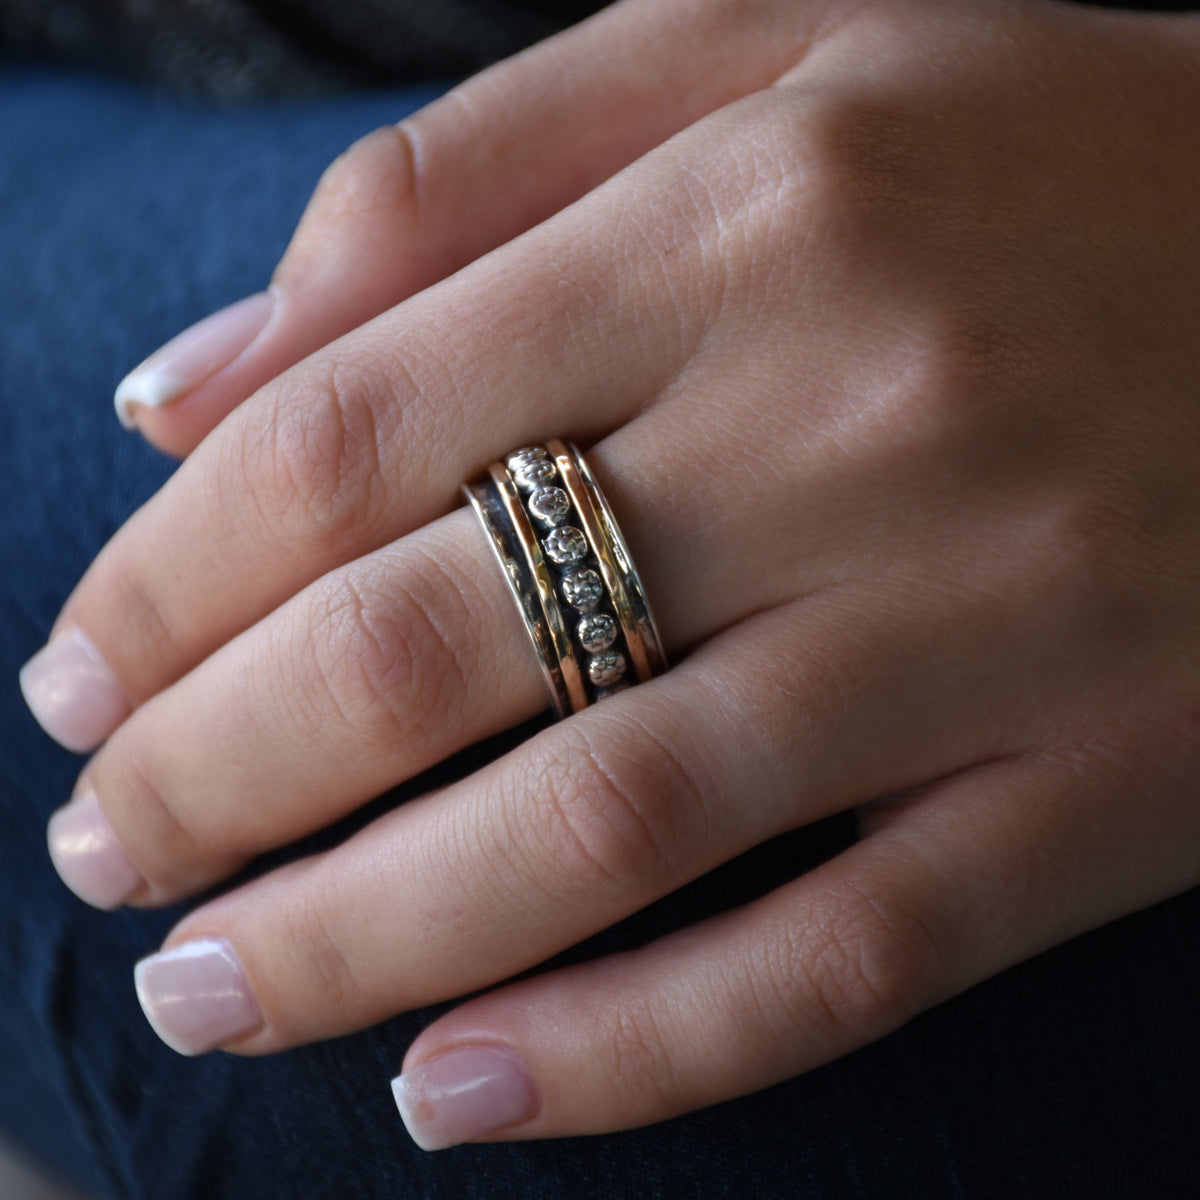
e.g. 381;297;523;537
0;0;1196;100
0;0;607;98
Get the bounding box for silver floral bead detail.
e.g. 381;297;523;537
577;612;617;653
528;485;570;527
512;457;557;491
561;567;603;612
543;526;588;565
588;650;626;688
505;447;548;475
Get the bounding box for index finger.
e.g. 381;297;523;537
123;0;819;454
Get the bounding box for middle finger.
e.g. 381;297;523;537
54;381;848;907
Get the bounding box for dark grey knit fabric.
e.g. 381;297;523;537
3;1;1197;99
0;0;607;98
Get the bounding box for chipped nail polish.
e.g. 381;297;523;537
392;1046;539;1151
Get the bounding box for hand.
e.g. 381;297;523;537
21;0;1200;1151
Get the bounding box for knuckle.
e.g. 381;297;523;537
87;558;189;701
866;314;1040;462
97;752;211;894
693;90;933;320
800;91;939;230
919;318;1038;423
302;554;475;750
521;718;709;893
744;90;918;249
238;351;392;554
773;883;943;1044
330;123;421;225
687;97;815;269
276;885;360;1020
601;994;684;1114
1018;473;1165;627
278;123;424;281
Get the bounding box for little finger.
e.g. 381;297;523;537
390;731;1200;1146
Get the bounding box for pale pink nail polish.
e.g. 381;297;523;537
114;290;276;428
47;790;142;910
135;938;263;1056
391;1046;539;1151
19;627;130;752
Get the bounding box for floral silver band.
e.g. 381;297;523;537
463;440;667;718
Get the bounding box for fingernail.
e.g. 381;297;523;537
114;290;276;428
19;627;130;752
47;790;143;909
391;1046;539;1151
134;938;263;1056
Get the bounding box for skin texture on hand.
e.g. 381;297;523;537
21;0;1200;1150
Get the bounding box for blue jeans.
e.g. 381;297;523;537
1;60;1198;1199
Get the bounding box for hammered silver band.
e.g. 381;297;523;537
463;440;666;718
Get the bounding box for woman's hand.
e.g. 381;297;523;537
20;0;1200;1150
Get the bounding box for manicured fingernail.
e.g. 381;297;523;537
47;790;142;909
114;290;276;428
19;627;130;752
391;1046;539;1151
134;938;263;1056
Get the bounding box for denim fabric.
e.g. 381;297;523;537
1;62;1198;1199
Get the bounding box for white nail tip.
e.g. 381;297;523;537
114;369;189;428
111;290;276;429
391;1077;441;1152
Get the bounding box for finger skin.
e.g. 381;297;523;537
55;189;700;708
145;589;1029;1048
78;319;1164;906
62;62;824;714
52;57;884;733
75;339;1047;908
67;0;1200;740
130;0;833;456
52;37;932;737
75;510;542;902
395;721;1200;1143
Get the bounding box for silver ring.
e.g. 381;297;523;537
463;441;666;718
